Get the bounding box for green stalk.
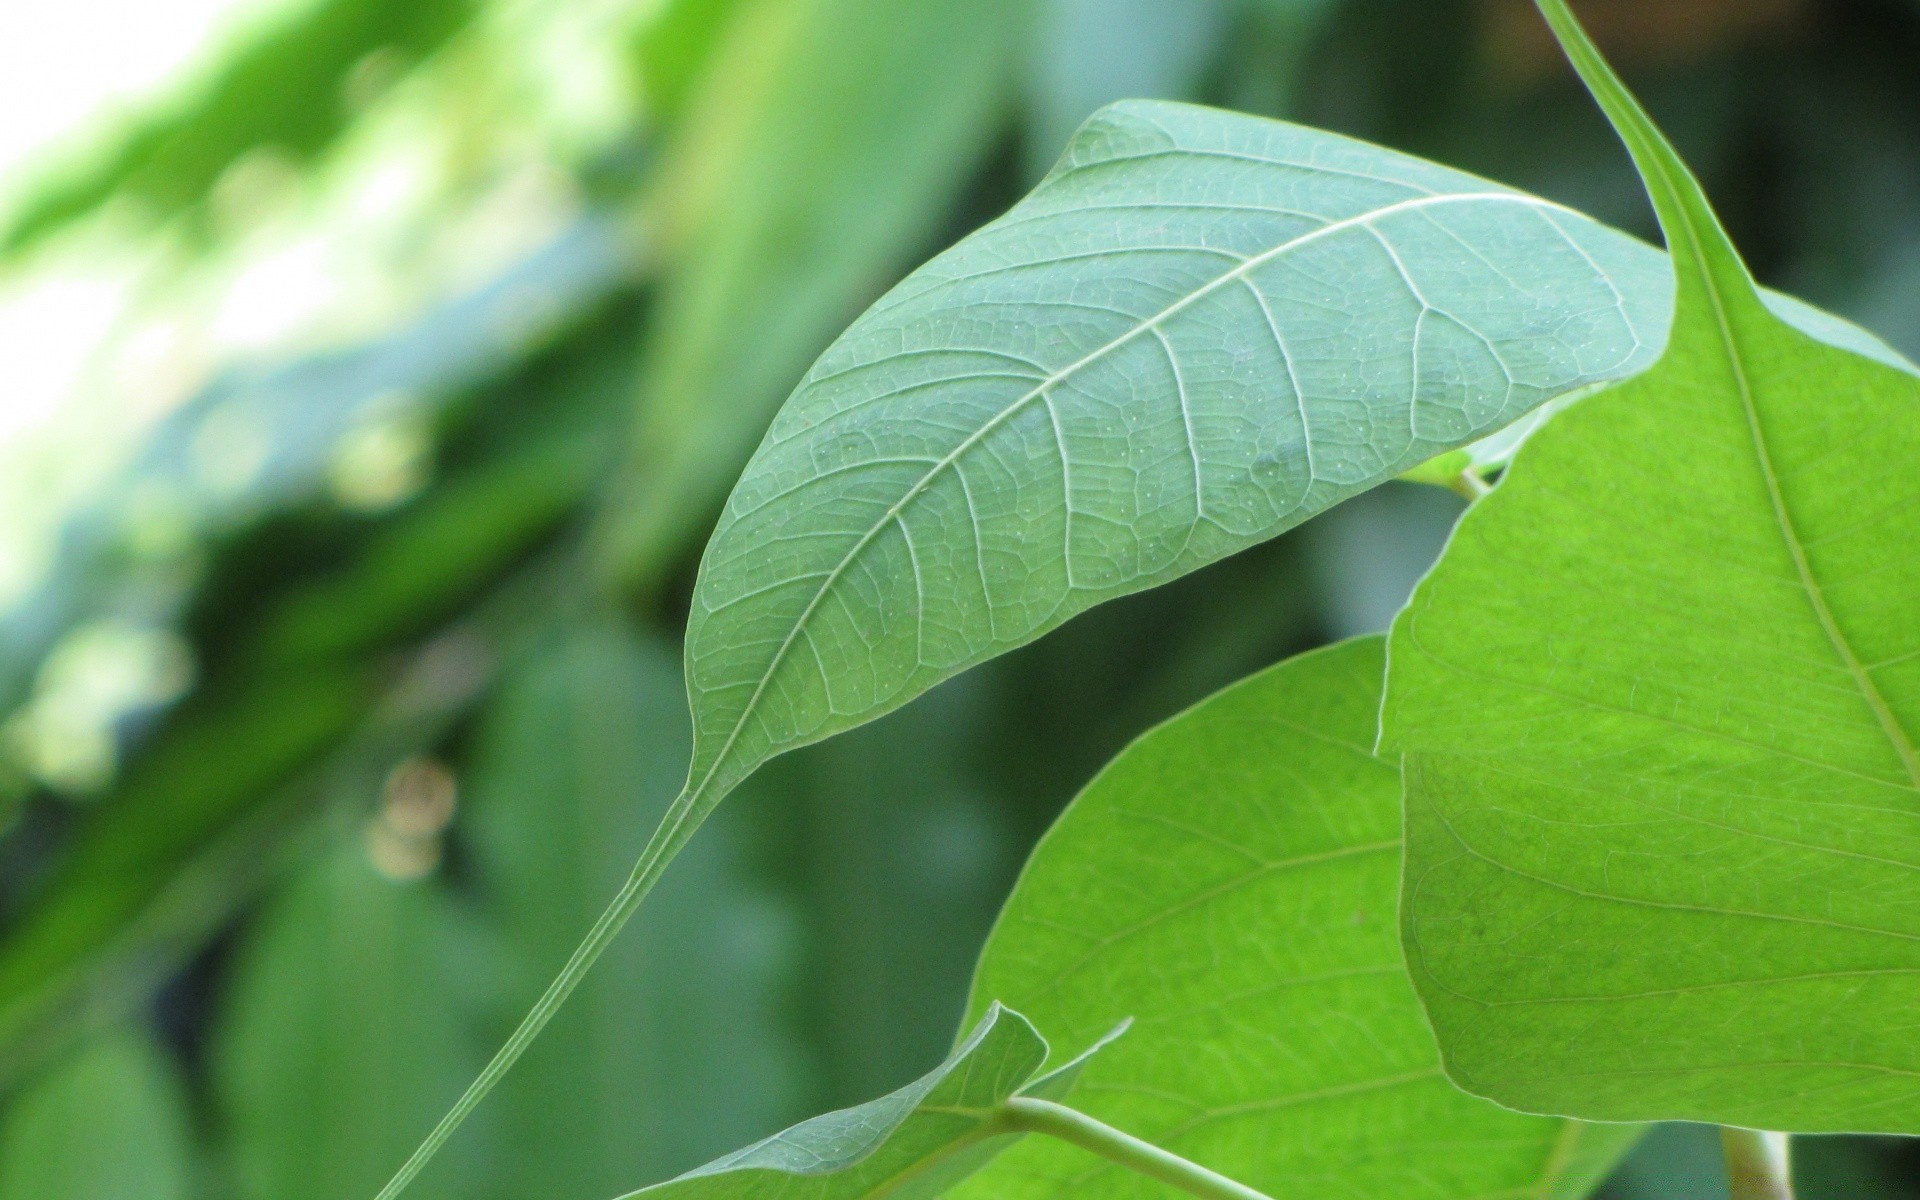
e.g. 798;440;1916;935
371;789;708;1200
1720;1127;1794;1200
1001;1097;1277;1200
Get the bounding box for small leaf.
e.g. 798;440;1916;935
617;1003;1119;1200
958;638;1636;1200
1382;0;1920;1131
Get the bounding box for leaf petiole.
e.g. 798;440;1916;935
999;1097;1277;1200
1719;1128;1794;1200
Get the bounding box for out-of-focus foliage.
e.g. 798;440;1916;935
0;0;477;256
0;1028;194;1200
0;0;1917;1197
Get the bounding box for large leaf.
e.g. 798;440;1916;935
467;621;806;1196
668;92;1908;864
0;1028;193;1200
1381;0;1920;1132
617;1003;1116;1200
958;637;1635;1200
214;848;489;1200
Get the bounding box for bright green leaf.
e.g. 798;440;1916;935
1382;0;1920;1132
670;93;1907;864
0;1029;193;1200
617;1003;1118;1200
959;638;1636;1200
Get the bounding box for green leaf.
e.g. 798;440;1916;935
0;1029;193;1200
670;93;1915;861
601;0;1032;588
1382;0;1920;1132
214;848;489;1200
958;638;1635;1200
466;621;806;1195
617;1003;1118;1200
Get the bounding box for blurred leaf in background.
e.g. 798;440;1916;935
0;1027;194;1200
213;843;490;1200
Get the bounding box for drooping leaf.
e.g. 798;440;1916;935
668;93;1908;871
616;1003;1117;1200
1381;0;1920;1132
958;638;1636;1200
466;621;806;1196
600;0;1033;589
214;847;489;1200
0;1028;193;1200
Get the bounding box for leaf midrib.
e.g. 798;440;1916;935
691;189;1574;803
1669;170;1920;795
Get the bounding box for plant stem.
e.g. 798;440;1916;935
372;787;710;1200
1445;466;1492;501
1000;1097;1276;1200
1720;1127;1794;1200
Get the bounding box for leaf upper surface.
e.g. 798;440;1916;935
1382;0;1920;1132
957;638;1635;1200
676;94;1911;829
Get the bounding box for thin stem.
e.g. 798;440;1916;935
1444;466;1492;502
1001;1097;1276;1200
1720;1127;1794;1200
372;788;708;1200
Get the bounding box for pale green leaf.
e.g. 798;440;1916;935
959;638;1635;1200
670;92;1911;866
0;1029;193;1200
1382;0;1920;1132
616;1003;1118;1200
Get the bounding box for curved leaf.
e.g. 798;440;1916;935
618;1003;1119;1200
674;93;1910;844
1382;0;1920;1132
959;638;1636;1200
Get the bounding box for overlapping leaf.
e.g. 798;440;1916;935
960;638;1636;1200
1382;0;1920;1132
617;1004;1117;1200
671;93;1910;856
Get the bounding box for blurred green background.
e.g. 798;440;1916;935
0;1;1916;1197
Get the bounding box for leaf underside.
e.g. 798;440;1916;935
616;1004;1115;1200
958;638;1636;1200
1383;0;1920;1132
674;93;1912;835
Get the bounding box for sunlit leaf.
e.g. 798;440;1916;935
0;1028;193;1200
618;1003;1118;1200
960;638;1636;1200
1382;0;1920;1132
